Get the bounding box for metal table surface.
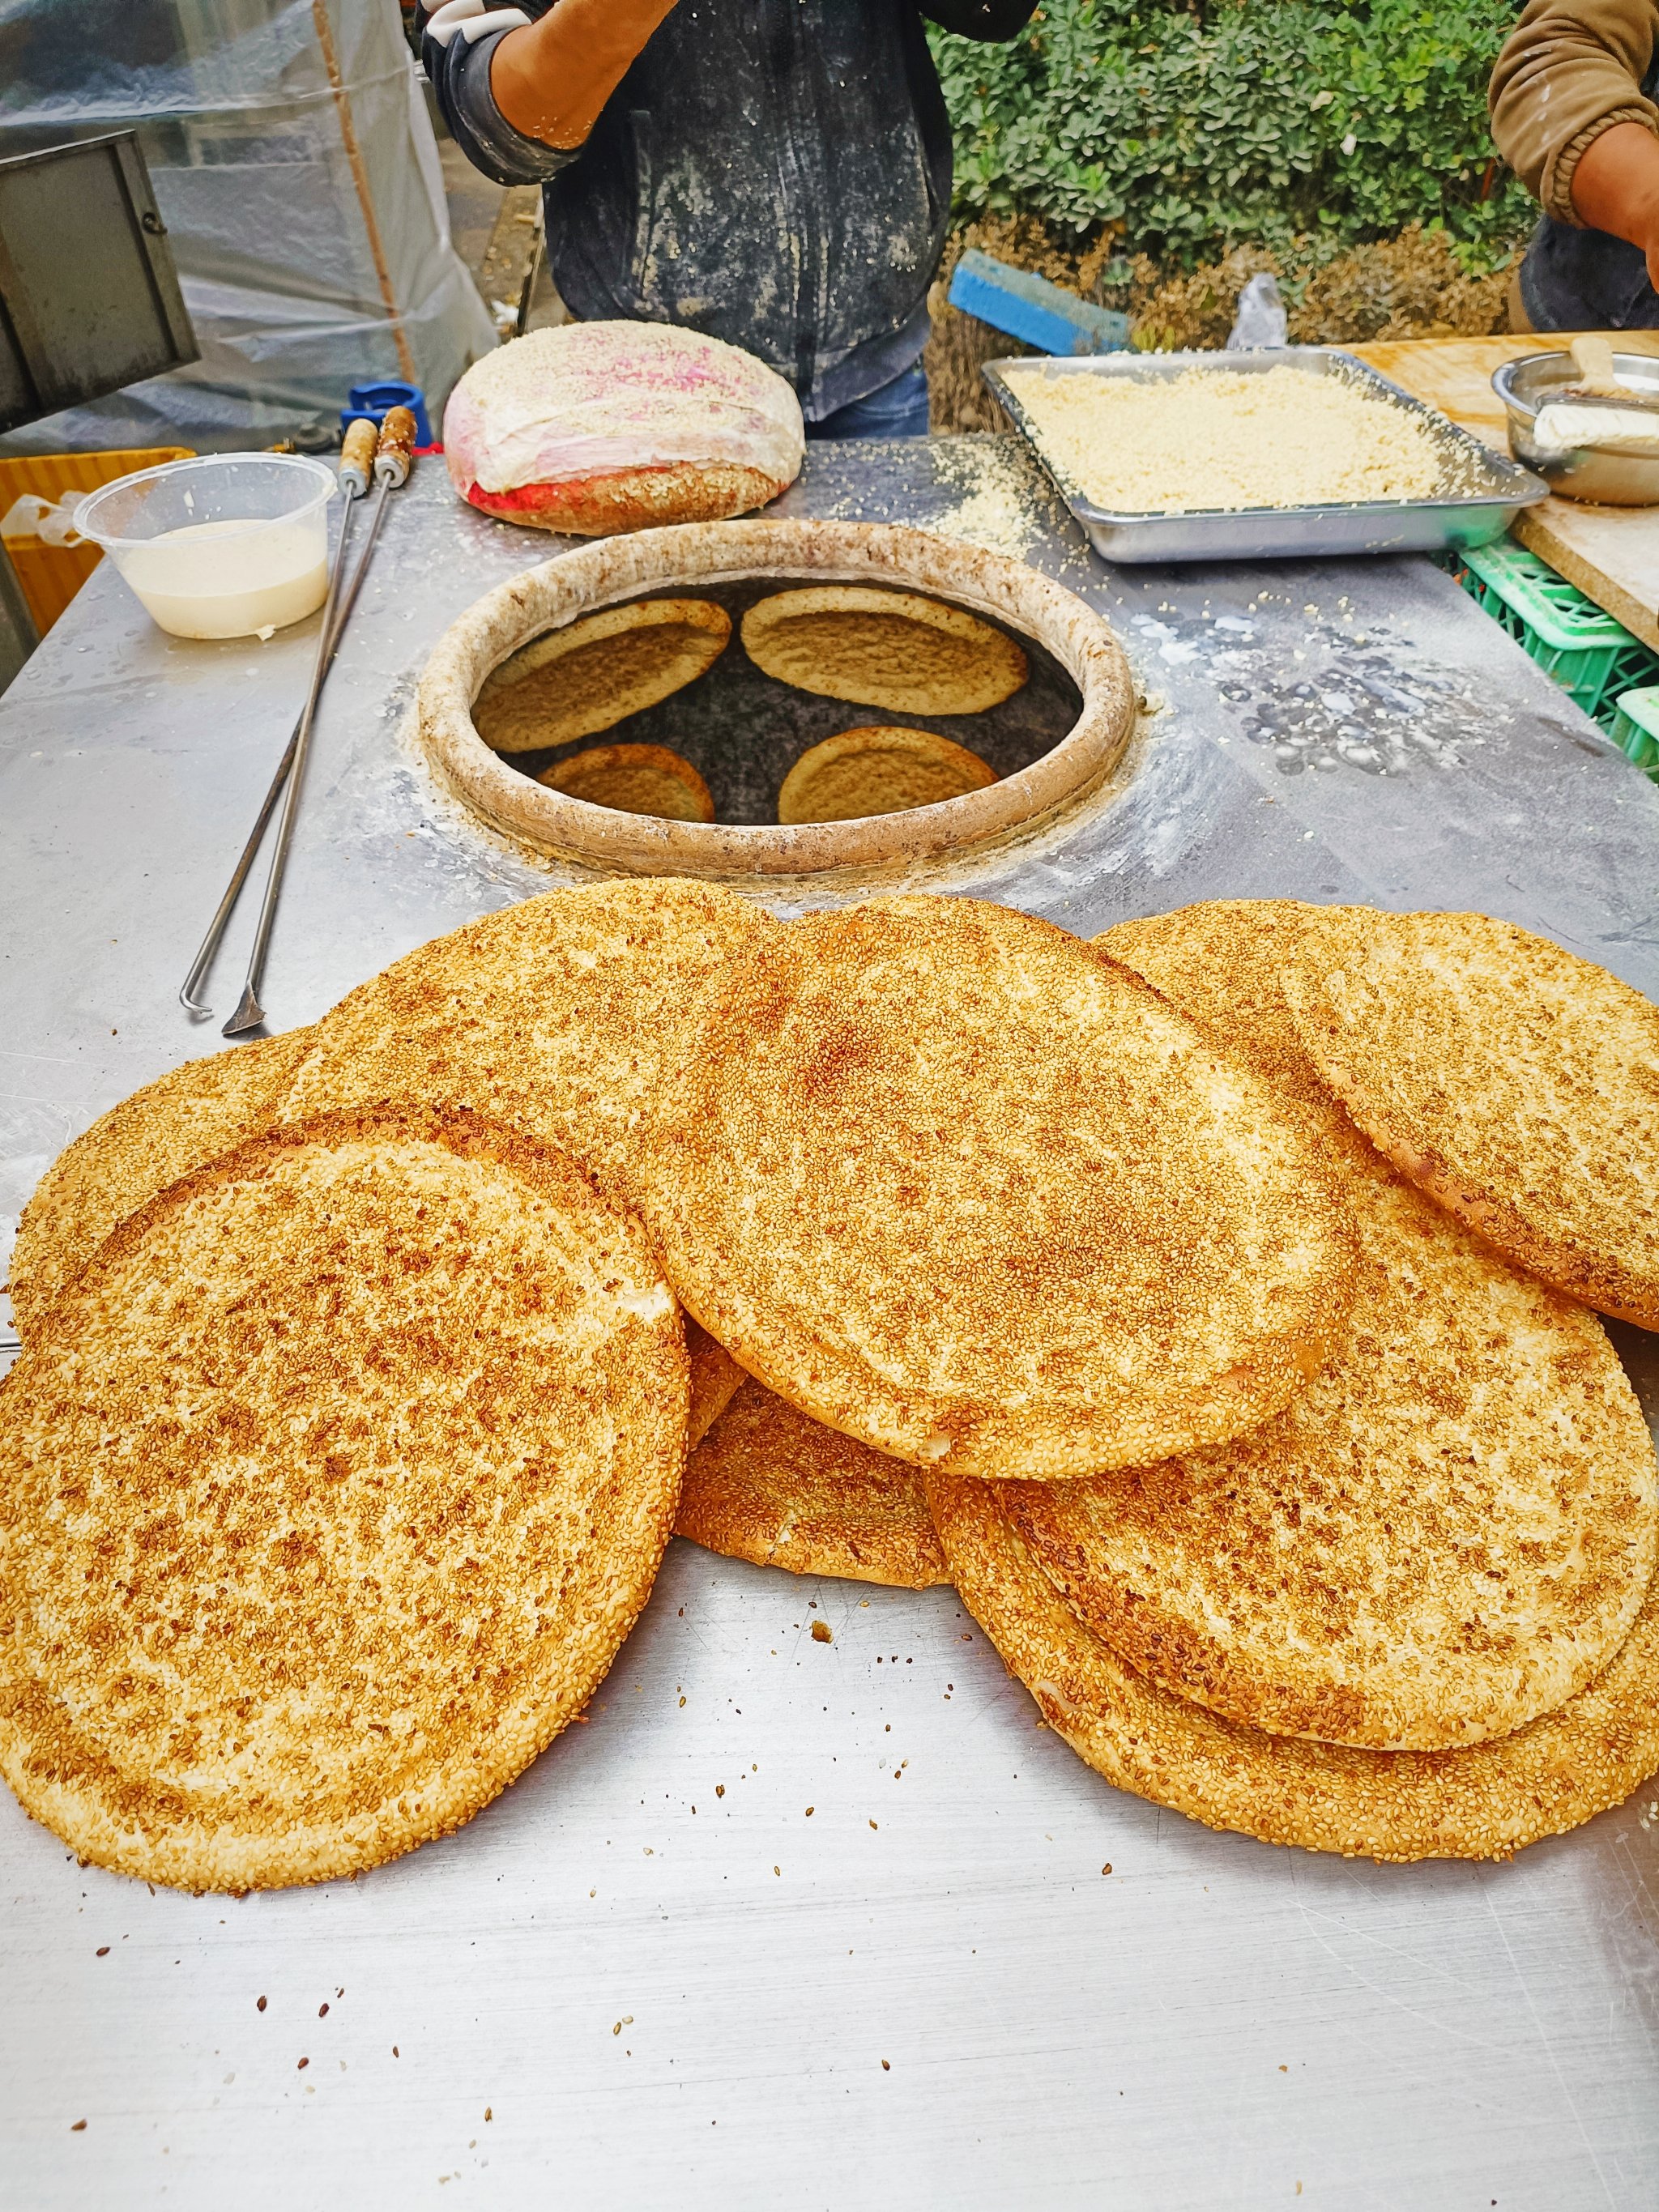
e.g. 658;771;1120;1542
2;438;1657;2211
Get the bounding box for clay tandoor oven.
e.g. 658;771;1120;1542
416;519;1137;876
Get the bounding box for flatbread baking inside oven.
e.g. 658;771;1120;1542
539;741;715;822
740;586;1027;715
776;726;995;824
471;599;730;754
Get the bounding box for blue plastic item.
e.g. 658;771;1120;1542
339;380;433;449
947;249;1130;357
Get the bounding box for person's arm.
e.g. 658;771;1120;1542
919;0;1039;42
1490;0;1658;229
1572;120;1659;288
491;0;680;150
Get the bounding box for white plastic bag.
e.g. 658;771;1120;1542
1226;274;1289;352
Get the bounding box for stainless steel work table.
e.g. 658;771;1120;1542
2;438;1657;2210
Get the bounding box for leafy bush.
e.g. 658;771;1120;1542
928;0;1533;271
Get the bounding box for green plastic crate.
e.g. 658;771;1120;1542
1611;687;1659;781
1450;535;1659;735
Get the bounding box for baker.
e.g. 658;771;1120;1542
1491;0;1659;329
418;0;1037;437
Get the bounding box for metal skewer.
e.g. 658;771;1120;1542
177;519;384;1015
179;417;379;1015
215;407;416;1038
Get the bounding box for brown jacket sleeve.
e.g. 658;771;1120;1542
1490;0;1659;224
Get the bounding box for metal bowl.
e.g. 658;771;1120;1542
1493;351;1659;505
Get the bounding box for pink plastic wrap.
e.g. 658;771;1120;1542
443;322;805;533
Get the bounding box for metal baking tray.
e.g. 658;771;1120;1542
984;346;1548;564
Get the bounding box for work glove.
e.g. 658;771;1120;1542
420;0;531;47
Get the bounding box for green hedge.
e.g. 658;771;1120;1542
928;0;1533;271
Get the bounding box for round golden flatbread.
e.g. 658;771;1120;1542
740;587;1027;715
776;727;996;825
1092;897;1659;1748
1098;900;1353;1098
0;1108;687;1894
676;1377;949;1589
685;1317;744;1447
998;1172;1656;1750
928;1471;1659;1862
639;894;1357;1479
1280;909;1659;1328
11;883;770;1340
283;877;778;1219
471;598;730;754
1097;898;1405;1194
539;742;715;822
7;1028;314;1340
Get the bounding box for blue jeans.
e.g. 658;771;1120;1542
807;363;930;441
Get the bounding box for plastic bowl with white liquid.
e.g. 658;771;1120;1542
75;454;337;638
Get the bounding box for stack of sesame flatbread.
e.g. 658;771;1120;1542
3;883;1656;1887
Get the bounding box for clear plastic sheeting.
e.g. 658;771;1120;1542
0;0;497;453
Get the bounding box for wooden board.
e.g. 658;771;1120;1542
1352;335;1659;653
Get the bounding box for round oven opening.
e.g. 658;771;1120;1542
417;520;1137;876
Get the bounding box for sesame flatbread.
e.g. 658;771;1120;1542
1099;900;1353;1097
471;598;730;753
640;895;1357;1479
686;1318;744;1447
284;877;778;1218
7;1029;314;1339
998;1172;1656;1750
539;743;715;822
677;1377;949;1588
0;1108;687;1894
1091;897;1658;1748
1281;908;1659;1328
740;587;1027;715
928;1471;1659;1862
11;882;770;1338
776;727;996;825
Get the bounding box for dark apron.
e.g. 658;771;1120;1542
1518;65;1659;330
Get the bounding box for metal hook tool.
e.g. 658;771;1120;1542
207;407;415;1036
178;416;379;1016
219;406;416;1038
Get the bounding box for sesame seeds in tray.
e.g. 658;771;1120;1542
985;348;1545;563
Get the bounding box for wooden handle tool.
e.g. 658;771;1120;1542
339;416;379;498
373;404;418;488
